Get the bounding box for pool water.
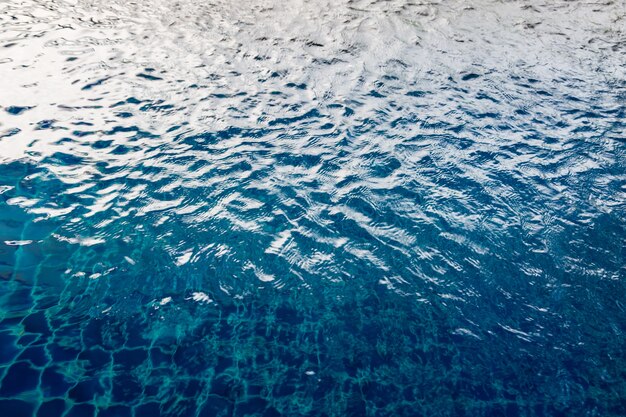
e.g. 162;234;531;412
0;0;625;416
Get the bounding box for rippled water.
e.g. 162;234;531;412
1;0;625;415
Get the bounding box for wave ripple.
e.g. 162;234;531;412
0;0;625;416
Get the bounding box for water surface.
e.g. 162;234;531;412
0;0;625;416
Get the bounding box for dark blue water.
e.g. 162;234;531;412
1;0;625;416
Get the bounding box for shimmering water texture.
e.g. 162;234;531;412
1;0;625;416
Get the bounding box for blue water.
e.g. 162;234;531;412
1;0;625;416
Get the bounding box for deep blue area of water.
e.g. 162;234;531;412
0;0;625;416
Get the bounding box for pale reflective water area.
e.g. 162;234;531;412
0;0;625;416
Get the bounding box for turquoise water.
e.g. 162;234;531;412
1;0;625;416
